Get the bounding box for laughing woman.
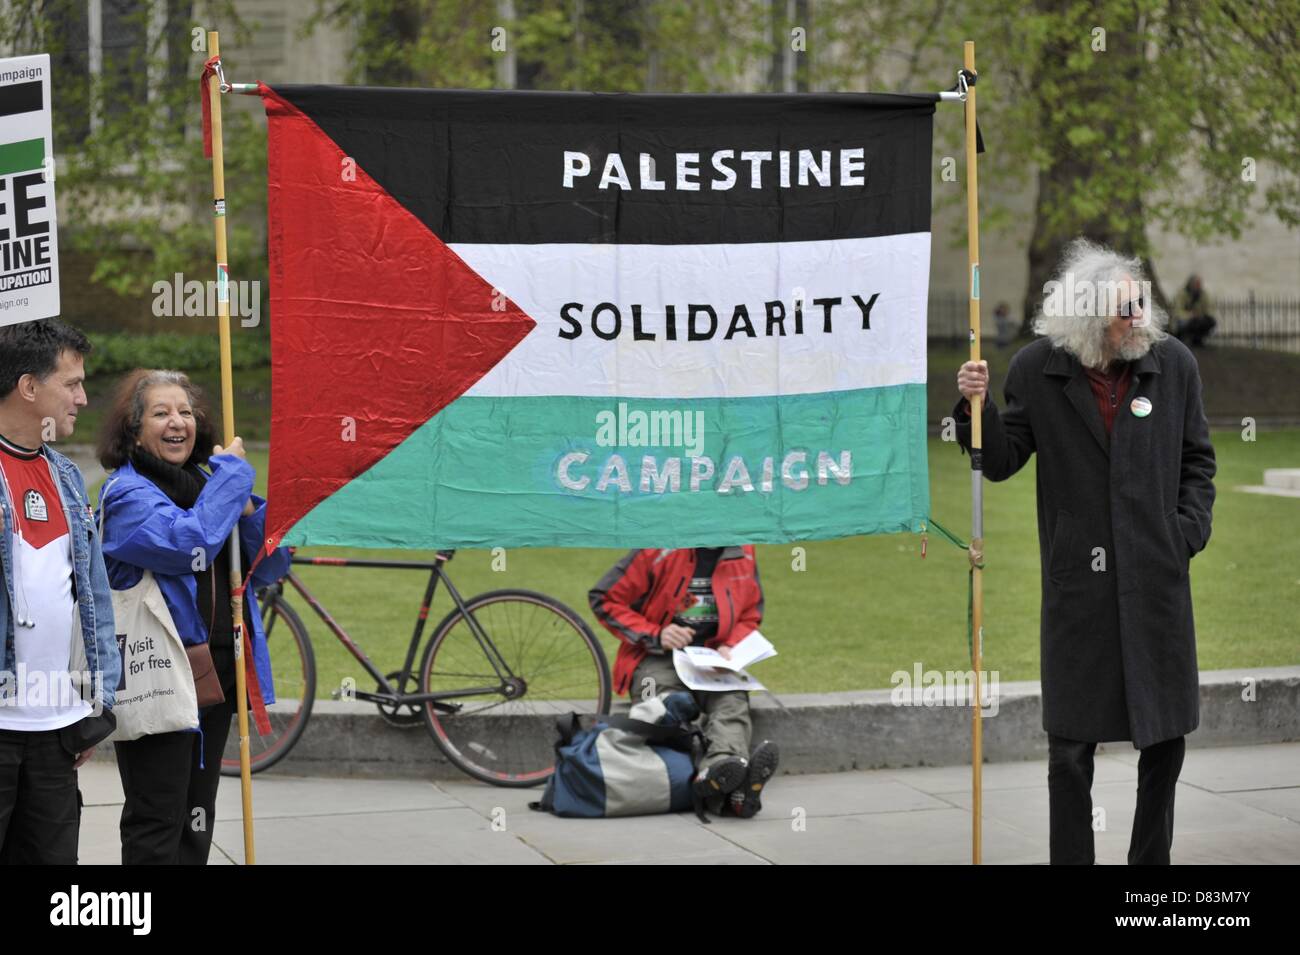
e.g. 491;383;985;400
95;370;288;865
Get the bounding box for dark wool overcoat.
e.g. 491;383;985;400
954;335;1216;749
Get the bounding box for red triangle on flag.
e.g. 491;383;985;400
260;83;536;552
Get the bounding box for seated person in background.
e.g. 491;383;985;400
589;546;778;817
1173;274;1216;347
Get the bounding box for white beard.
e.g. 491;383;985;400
1115;330;1155;361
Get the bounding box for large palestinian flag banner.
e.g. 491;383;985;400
259;85;935;551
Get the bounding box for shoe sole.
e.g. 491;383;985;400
693;759;748;803
734;742;780;818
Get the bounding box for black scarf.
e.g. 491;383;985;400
129;446;206;508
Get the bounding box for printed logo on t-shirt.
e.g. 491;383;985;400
678;579;718;622
24;489;47;522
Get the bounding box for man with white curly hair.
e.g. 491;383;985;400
951;238;1217;865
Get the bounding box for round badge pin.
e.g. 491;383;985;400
1131;396;1152;418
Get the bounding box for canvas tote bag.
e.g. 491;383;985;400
99;478;199;742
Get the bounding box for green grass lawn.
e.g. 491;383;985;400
81;341;1299;699
214;427;1299;700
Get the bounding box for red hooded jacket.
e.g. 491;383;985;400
588;546;764;697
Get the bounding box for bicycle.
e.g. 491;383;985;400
221;549;612;786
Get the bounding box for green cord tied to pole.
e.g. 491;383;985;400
920;517;985;662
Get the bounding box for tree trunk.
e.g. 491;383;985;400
1023;174;1169;336
363;0;421;87
1019;2;1169;336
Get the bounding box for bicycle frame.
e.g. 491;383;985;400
279;551;521;709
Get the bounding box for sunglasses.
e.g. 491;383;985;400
1117;295;1145;319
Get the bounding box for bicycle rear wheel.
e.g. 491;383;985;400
419;589;610;787
221;592;316;776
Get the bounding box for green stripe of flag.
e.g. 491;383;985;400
0;138;45;177
285;383;931;550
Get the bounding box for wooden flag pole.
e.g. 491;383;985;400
962;39;984;866
205;30;256;865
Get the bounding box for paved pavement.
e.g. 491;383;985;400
75;741;1300;864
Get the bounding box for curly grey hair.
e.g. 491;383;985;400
1032;238;1169;370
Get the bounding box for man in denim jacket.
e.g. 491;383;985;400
0;319;120;864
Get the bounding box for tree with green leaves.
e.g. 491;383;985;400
0;1;263;323
926;0;1300;327
777;0;1300;326
9;0;1294;337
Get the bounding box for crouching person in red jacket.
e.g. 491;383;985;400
589;546;779;818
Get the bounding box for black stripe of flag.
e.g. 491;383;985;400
271;86;935;246
0;81;42;118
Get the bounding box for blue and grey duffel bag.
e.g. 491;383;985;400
528;692;713;820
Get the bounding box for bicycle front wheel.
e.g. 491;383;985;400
419;589;610;787
221;592;316;777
